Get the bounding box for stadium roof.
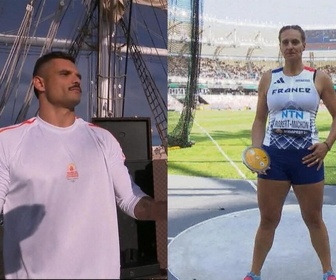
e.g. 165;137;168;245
169;16;336;60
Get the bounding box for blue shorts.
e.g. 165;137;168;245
257;145;324;185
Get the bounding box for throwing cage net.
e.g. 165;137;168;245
168;0;203;148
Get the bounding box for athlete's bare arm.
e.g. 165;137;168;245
134;197;167;221
317;70;336;149
251;70;272;147
302;70;336;169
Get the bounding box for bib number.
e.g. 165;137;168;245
272;109;311;136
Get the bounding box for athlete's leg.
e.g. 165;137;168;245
249;178;291;275
293;181;333;273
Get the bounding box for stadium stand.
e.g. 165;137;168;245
168;14;336;111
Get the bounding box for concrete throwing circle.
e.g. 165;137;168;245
168;204;336;280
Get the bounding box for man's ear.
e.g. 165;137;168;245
33;76;45;93
302;42;306;51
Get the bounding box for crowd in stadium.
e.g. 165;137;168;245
168;56;336;111
198;58;264;80
168;56;336;83
316;64;336;80
168;56;266;81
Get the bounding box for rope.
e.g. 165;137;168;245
135;3;167;76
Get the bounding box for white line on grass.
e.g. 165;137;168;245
194;120;257;192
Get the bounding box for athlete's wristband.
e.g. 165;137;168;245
323;141;331;151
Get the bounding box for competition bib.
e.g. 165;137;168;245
272;109;311;136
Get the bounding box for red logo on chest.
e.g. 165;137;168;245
66;163;79;181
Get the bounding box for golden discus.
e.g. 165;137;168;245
242;146;270;172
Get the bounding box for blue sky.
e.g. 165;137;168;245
203;0;336;28
0;0;167;145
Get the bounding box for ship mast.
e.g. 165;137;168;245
0;0;168;148
96;0;127;118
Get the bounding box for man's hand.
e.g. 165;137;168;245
134;196;167;221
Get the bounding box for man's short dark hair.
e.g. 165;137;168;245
33;51;76;98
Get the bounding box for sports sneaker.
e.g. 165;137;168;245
244;272;261;280
323;271;336;280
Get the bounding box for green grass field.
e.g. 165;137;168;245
168;109;336;185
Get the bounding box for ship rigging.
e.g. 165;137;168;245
0;0;167;149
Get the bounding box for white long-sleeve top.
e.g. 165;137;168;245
0;116;147;279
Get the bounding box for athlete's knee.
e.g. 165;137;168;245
259;212;281;229
301;211;324;229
